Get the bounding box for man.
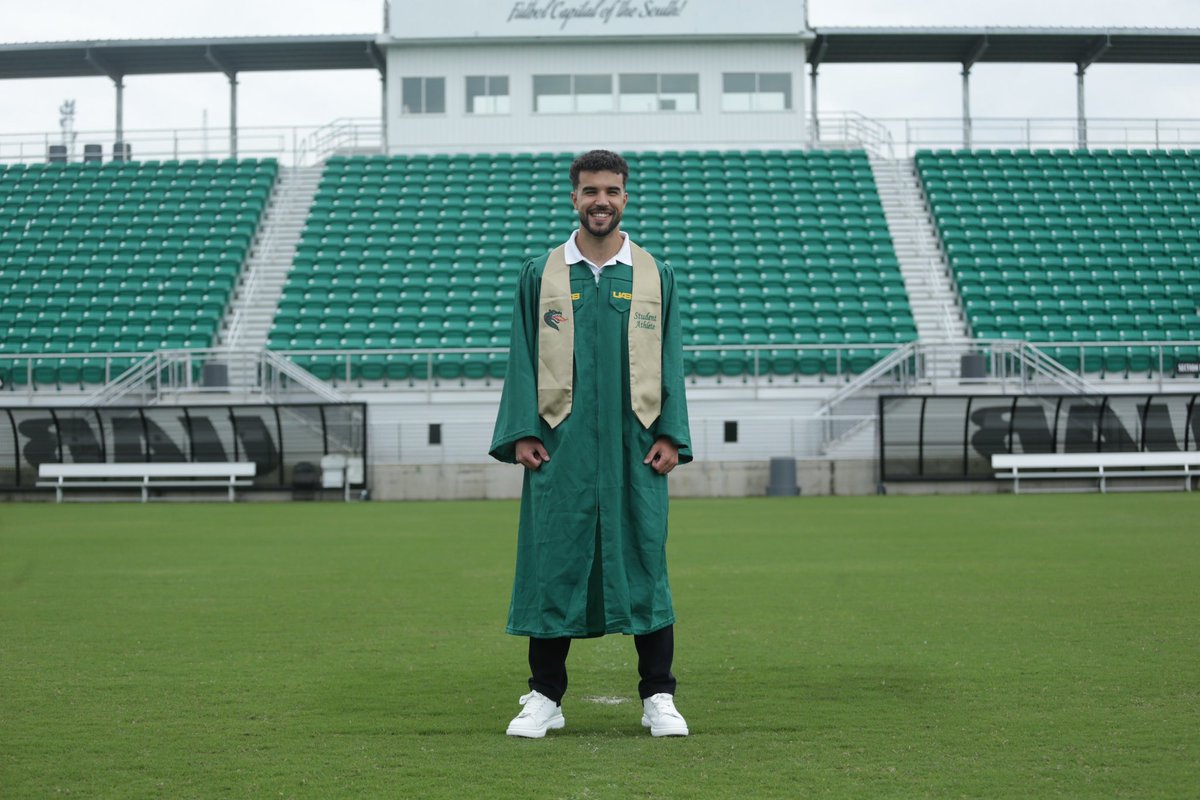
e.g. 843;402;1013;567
489;149;692;739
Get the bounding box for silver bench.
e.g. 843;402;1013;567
37;462;257;503
992;452;1200;494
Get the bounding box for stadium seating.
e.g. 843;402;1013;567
270;149;916;382
918;149;1200;374
0;158;276;387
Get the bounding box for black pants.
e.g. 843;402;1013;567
527;624;676;704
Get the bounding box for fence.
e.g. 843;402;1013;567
2;341;1196;400
0;119;382;167
4;116;1200;166
818;114;1200;159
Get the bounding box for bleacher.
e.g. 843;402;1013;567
5;147;1197;394
918;149;1200;374
0;158;277;387
270;149;916;383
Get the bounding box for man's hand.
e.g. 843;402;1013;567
644;437;680;475
516;437;550;471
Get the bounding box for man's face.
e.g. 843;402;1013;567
571;170;627;239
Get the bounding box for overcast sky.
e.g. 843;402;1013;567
1;0;1197;153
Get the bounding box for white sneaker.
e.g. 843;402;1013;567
506;691;565;738
641;693;689;737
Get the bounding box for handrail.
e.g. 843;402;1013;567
81;352;161;407
1016;341;1100;395
823;115;1200;157
260;351;348;403
5;116;1200;166
223;164;323;348
224;187;284;347
6;340;1196;405
816;340;920;417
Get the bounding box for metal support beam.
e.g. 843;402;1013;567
1075;36;1111;149
204;46;239;159
84;48;125;153
809;37;828;146
229;74;238;158
1076;64;1087;148
809;64;820;144
960;36;988;150
961;67;971;149
380;74;389;155
115;78;125;148
365;44;388;155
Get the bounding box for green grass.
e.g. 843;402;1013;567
2;495;1198;799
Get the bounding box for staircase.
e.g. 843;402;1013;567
870;156;972;382
217;164;324;385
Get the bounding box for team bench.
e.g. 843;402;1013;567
37;462;257;503
992;452;1200;494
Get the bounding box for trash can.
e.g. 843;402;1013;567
960;353;987;379
202;362;229;387
767;457;799;497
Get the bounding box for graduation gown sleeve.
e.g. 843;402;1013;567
653;261;692;464
488;257;542;464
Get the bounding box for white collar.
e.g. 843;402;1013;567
564;229;633;270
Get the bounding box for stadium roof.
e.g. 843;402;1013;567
0;28;1195;83
808;27;1200;66
0;35;383;80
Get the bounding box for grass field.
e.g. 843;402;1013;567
1;495;1198;799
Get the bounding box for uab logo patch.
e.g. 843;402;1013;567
543;309;567;331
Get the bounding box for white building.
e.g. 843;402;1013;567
381;0;811;153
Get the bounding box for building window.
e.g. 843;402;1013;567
401;77;445;114
721;72;792;112
466;75;510;115
724;421;738;443
618;73;699;112
428;423;442;445
533;74;613;113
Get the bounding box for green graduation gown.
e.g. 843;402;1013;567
489;248;692;638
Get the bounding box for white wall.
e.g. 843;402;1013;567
382;40;808;153
357;390;839;467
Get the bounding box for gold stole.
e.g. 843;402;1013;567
537;242;662;429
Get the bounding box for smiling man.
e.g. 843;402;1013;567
489;149;692;738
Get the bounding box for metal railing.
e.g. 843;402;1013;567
5;116;1198;167
815;112;897;156
0;349;349;405
834;116;1200;158
0;120;384;168
3;341;1195;403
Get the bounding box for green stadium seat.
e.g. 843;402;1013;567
0;158;273;377
253;149;917;382
920;148;1200;372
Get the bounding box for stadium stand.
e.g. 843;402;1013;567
269;149;917;384
918;149;1200;375
0;158;277;388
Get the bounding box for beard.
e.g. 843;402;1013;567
578;206;621;238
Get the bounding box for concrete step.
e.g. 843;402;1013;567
218;164;325;353
870;154;971;344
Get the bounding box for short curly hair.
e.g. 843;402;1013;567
569;149;629;189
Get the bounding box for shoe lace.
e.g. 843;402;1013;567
647;694;680;718
518;691;552;717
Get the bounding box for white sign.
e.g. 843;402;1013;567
389;0;806;39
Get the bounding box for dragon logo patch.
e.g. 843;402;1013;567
543;309;567;331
